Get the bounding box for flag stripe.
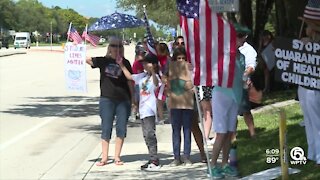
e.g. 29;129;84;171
222;20;230;87
205;1;212;86
211;13;219;86
217;15;224;87
194;20;200;86
227;25;237;87
199;0;206;86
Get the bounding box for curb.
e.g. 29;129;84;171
0;52;26;57
30;49;64;53
71;143;101;180
251;99;298;114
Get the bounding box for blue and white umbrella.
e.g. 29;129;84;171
88;12;145;31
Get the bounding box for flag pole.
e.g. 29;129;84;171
84;24;88;45
181;19;213;179
191;78;213;179
143;5;147;17
67;22;72;43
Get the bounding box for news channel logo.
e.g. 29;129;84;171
265;147;307;165
290;147;307;165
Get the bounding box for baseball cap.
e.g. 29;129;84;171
233;23;251;34
141;54;158;64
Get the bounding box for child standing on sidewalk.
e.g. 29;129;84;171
120;54;161;171
165;47;194;166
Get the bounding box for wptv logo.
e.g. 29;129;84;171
290;147;307;165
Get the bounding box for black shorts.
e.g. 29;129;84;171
196;86;213;101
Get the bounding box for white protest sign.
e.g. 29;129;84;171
64;42;87;92
208;0;239;12
274;37;320;90
261;43;276;71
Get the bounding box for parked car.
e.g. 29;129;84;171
14;32;31;49
0;37;9;49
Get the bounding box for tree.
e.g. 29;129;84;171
252;0;274;46
57;8;88;32
14;0;49;32
275;0;307;38
0;0;16;31
117;0;178;28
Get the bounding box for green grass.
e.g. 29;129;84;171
262;88;297;105
31;42;62;46
237;103;320;179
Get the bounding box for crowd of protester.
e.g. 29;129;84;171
85;10;320;177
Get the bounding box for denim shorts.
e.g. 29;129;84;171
99;97;131;140
238;89;251;115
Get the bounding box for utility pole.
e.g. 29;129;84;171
50;21;53;51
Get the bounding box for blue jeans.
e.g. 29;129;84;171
171;109;193;159
99;97;130;140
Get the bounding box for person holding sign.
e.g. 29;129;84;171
86;37;133;166
297;0;320;167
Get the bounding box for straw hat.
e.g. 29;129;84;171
298;0;320;31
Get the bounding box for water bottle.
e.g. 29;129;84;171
242;74;248;89
229;143;238;168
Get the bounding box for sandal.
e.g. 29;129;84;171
96;161;108;166
114;160;124;165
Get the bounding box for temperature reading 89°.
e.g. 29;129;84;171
266;156;279;164
265;148;280;164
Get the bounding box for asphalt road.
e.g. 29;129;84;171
0;45;136;179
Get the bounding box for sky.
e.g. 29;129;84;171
38;0;135;18
37;0;172;33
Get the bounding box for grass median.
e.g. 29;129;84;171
237;103;320;179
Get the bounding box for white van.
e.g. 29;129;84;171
14;32;31;49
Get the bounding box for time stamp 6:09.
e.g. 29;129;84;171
266;148;280;164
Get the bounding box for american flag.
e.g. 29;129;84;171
143;10;157;55
303;0;320;20
67;26;83;44
82;26;100;47
144;8;167;100
177;0;237;88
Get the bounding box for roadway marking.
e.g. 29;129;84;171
0;100;86;151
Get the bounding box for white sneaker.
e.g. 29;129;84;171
157;120;165;125
141;161;161;171
128;115;136;122
206;138;216;145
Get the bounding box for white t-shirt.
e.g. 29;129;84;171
132;72;160;119
239;42;257;70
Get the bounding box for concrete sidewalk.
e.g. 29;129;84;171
71;100;298;180
72;122;214;180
